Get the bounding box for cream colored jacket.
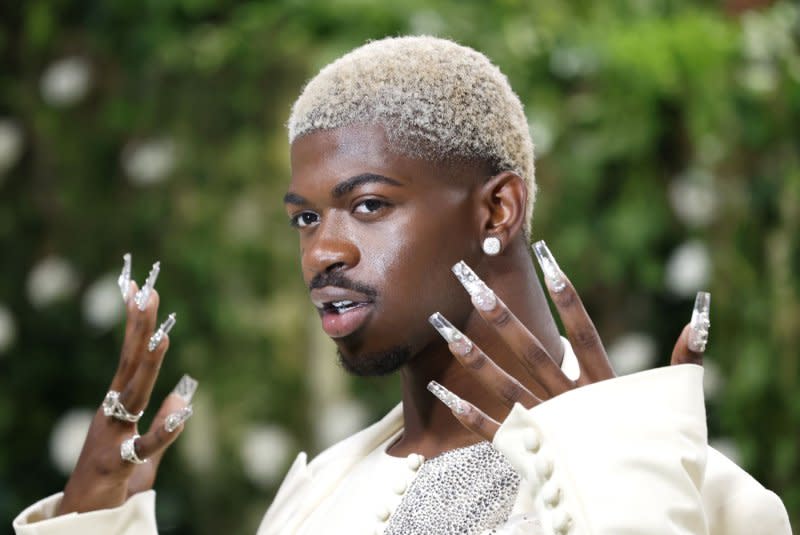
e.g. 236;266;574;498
14;355;791;534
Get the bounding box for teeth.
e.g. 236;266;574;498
332;300;354;307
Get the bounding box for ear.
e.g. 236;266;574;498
477;171;527;252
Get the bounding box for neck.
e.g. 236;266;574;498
387;239;563;458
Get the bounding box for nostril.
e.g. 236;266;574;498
325;262;346;273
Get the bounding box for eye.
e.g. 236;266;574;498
290;211;320;228
353;199;387;214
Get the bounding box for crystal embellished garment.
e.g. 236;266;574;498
383;442;521;534
295;431;521;534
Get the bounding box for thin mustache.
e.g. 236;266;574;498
309;271;378;299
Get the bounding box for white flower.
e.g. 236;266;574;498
27;256;79;308
607;333;657;375
83;274;125;329
738;62;778;94
665;241;711;298
122;138;176;186
314;399;368;448
0;119;24;176
240;425;293;488
0;304;16;354
668;169;717;228
550;46;598;79
40;56;91;107
49;409;93;475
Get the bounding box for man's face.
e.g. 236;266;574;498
286;124;481;375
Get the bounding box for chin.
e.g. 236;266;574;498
337;345;412;376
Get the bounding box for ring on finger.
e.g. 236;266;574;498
120;434;148;464
102;390;144;423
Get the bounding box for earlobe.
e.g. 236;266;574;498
479;171;527;252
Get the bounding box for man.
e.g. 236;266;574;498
13;36;791;534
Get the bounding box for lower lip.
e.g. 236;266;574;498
321;304;372;338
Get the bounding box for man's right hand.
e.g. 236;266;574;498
57;273;196;515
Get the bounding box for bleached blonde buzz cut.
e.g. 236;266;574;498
288;35;536;237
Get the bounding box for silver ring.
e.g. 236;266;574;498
102;390;143;423
120;434;148;464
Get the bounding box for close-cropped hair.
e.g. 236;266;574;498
288;35;537;236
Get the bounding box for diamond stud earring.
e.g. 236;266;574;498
482;236;501;256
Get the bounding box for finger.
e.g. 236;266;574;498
129;392;193;467
428;381;500;441
429;313;541;409
451;261;571;397
110;280;154;391
670;324;704;366
532;241;614;384
121;334;169;413
672;291;710;366
121;309;178;414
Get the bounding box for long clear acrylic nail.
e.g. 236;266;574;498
427;380;468;415
688;291;711;353
451;261;497;311
134;261;161;311
173;374;198;403
164;405;193;433
532;240;566;293
148;313;176;352
429;312;473;354
118;253;132;302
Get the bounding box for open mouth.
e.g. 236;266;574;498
310;286;376;338
323;300;370;315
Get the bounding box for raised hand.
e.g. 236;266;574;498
57;255;196;515
426;241;709;441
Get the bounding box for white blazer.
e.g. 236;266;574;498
14;358;791;534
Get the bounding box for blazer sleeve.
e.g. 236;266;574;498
12;491;158;535
493;365;710;535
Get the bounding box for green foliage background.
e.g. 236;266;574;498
1;0;798;532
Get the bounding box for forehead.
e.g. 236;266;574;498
289;124;487;193
290;124;406;185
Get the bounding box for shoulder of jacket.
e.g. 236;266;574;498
703;446;791;534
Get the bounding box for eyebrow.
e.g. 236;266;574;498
283;173;404;205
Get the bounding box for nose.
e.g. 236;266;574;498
303;218;360;277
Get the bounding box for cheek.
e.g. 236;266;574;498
366;207;472;317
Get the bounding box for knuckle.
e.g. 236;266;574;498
553;288;578;308
521;342;551;368
94;459;116;477
488;307;512;329
464;350;488;371
573;328;601;350
467;410;487;430
498;381;524;405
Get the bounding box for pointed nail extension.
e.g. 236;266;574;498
134;261;161;311
164;405;194;433
173;374;198;403
427;380;468;415
451;261;497;311
532;240;566;293
118;253;132;302
148;312;177;352
429;312;473;354
687;291;711;353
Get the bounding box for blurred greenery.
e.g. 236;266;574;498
1;0;798;532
